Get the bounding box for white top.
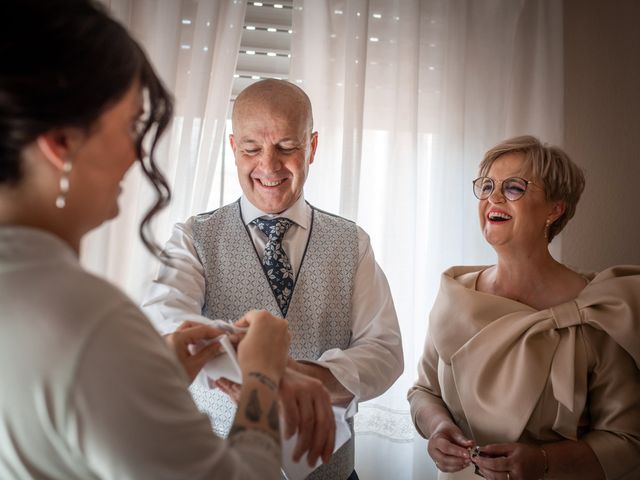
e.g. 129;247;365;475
142;195;404;401
0;226;280;480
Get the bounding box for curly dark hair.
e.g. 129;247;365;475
0;0;174;257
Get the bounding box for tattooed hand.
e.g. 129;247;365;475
213;368;336;466
228;310;290;444
236;310;290;383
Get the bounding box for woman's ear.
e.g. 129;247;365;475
36;128;82;170
548;201;566;224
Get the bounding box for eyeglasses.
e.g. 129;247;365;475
472;176;543;201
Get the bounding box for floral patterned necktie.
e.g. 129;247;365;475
252;217;294;316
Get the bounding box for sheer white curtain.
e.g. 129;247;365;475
82;0;247;297
290;1;563;478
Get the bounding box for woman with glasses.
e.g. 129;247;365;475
408;136;640;480
0;1;292;478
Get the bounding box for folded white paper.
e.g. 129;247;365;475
179;314;247;334
184;315;244;386
202;334;243;384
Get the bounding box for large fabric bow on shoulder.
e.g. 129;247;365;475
430;265;640;444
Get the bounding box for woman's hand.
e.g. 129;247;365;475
235;310;290;384
164;320;224;382
227;311;290;443
473;442;546;480
212;366;336;466
428;423;474;472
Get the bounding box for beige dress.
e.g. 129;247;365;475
408;265;640;479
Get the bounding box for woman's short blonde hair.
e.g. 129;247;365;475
478;135;585;242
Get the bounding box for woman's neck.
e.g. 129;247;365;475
479;245;586;309
0;191;81;254
494;247;561;286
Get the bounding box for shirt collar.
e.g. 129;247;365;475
240;194;311;230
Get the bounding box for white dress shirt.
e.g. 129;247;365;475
143;195;404;401
0;226;280;480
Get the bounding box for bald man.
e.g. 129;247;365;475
143;80;403;480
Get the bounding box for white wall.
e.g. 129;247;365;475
562;0;640;271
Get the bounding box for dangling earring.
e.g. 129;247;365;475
55;160;72;209
544;219;552;240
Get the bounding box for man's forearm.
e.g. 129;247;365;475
287;358;354;405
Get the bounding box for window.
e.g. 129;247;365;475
209;1;293;208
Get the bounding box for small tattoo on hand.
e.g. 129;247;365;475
267;400;279;431
248;371;277;391
246;389;262;422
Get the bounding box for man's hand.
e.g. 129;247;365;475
286;358;355;406
211;377;241;402
279;367;336;466
164;321;224;382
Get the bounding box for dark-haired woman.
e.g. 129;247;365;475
408;136;640;480
0;1;290;478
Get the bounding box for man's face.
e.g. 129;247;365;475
230;103;317;214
